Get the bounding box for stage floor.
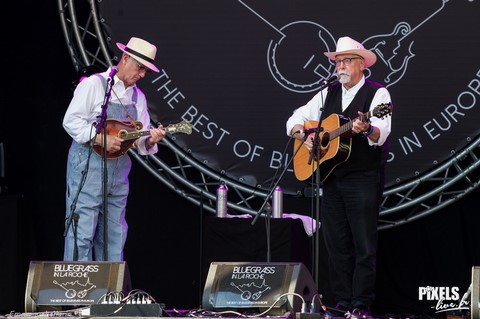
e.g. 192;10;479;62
0;308;461;319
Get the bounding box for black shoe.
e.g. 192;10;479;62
328;303;352;317
348;306;371;319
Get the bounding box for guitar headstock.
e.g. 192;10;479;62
373;102;393;119
165;119;193;135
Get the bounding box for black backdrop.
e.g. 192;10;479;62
97;0;480;194
1;0;479;317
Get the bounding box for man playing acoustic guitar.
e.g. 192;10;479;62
63;37;167;261
286;36;393;319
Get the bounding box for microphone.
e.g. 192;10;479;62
108;67;118;78
107;67;117;84
292;128;318;135
320;73;339;86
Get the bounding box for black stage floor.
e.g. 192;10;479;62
0;307;468;319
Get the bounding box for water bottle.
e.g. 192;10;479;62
272;185;283;218
216;182;228;218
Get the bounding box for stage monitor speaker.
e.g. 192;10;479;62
202;262;318;315
472;266;480;319
25;261;131;312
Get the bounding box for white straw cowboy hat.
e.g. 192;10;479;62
116;37;160;73
324;36;377;68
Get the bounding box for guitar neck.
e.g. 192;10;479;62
122;130;150;141
121;121;192;140
329;111;373;139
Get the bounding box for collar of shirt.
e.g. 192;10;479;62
110;77;137;105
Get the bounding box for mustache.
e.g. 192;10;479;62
337;71;351;83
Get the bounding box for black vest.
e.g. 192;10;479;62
322;79;389;180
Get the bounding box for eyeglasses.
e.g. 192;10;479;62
128;56;150;73
335;57;363;66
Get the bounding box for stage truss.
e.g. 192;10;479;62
58;0;480;230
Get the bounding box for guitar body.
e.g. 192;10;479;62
293;114;352;182
94;119;193;159
94;120;149;159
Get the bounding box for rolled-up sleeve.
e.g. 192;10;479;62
286;88;327;136
368;87;393;146
133;93;158;156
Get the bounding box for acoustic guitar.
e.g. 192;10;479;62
94;119;193;159
293;103;392;182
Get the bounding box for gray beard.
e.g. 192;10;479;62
338;71;351;84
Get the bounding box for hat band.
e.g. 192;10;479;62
124;46;155;64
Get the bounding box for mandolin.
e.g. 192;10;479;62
94;119;192;159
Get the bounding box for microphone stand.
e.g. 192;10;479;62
252;74;336;275
296;76;336;286
95;73;115;261
312;132;323;287
296;118;324;287
251;134;309;262
72;213;80;260
305;76;336;288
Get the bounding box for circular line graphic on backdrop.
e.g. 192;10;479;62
267;21;337;93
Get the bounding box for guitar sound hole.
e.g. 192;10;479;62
321;132;330;147
118;130;128;139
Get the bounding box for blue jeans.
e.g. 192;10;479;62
64;141;131;261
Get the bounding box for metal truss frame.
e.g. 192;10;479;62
58;0;480;231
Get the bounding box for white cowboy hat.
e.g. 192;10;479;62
324;36;377;68
116;37;160;73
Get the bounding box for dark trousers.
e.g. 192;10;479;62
321;169;382;308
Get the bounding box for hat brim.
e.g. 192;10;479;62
117;42;160;73
324;49;377;68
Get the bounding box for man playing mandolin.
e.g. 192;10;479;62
286;36;392;318
63;37;167;261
